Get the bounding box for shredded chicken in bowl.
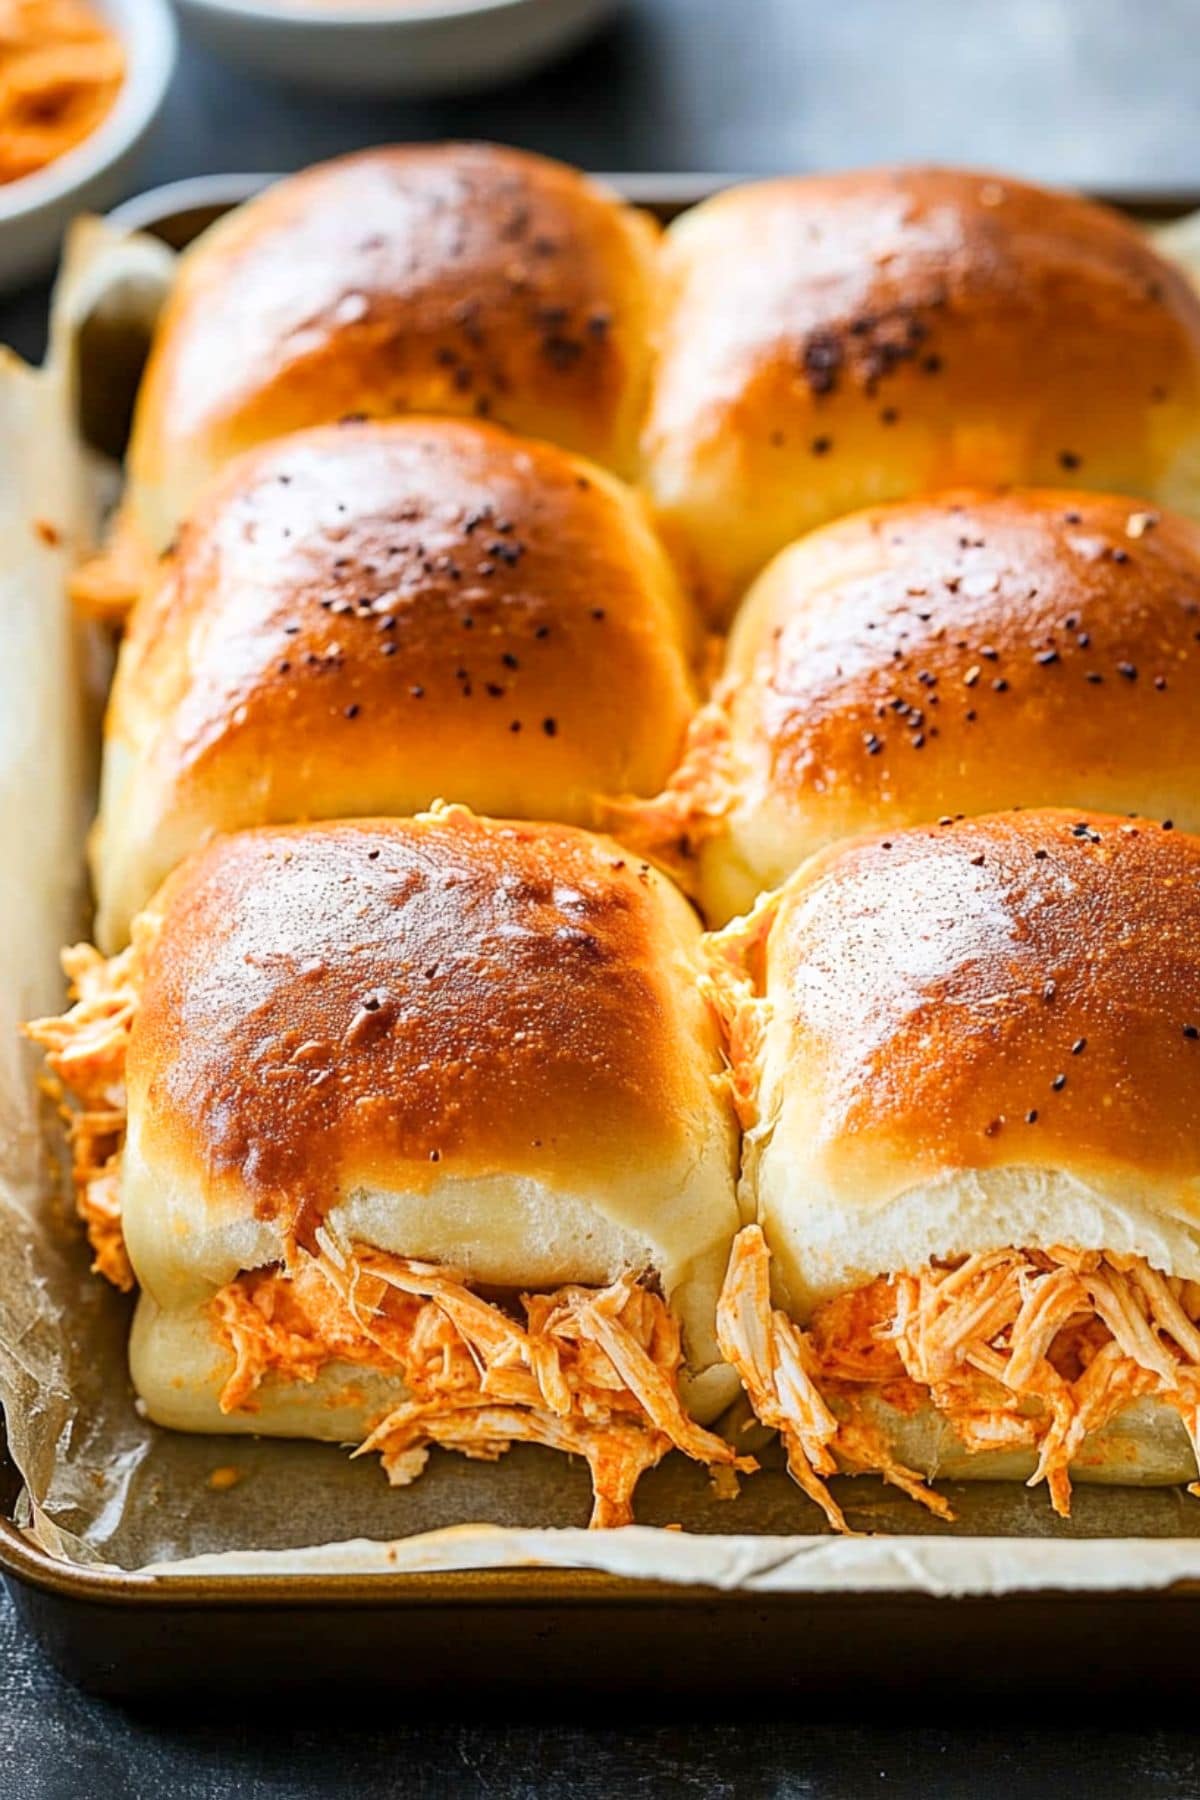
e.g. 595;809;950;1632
718;1225;1200;1534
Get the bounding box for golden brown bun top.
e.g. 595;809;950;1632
644;165;1200;616
727;486;1200;816
657;163;1200;443
127;143;660;545
758;809;1200;1199
98;416;698;946
121;415;696;761
128;810;717;1245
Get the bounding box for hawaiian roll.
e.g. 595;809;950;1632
643;167;1200;621
666;489;1200;923
124;142;660;561
94;417;698;949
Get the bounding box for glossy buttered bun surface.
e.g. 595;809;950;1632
643;166;1200;621
726;810;1200;1318
121;810;740;1415
126;143;660;554
95;418;698;951
690;489;1200;922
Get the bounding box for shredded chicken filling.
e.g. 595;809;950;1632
24;942;141;1291
718;1225;1200;1533
211;1237;755;1528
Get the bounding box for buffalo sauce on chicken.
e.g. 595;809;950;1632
599;695;736;892
212;1241;753;1528
25;939;140;1290
718;1225;1200;1532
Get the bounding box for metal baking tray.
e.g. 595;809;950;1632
6;174;1200;1701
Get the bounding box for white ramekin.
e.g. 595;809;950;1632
172;0;615;98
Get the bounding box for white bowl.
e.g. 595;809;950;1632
173;0;616;97
0;0;177;293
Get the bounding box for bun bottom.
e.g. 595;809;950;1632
851;1391;1198;1487
130;1294;403;1442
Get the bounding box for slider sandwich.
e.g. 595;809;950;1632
28;807;751;1526
711;809;1200;1530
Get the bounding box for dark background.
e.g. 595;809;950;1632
4;0;1200;1792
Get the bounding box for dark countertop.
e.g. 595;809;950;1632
5;1593;1200;1800
5;1;1200;1790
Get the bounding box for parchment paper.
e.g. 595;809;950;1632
5;208;1200;1591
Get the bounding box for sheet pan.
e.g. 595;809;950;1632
6;175;1200;1697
